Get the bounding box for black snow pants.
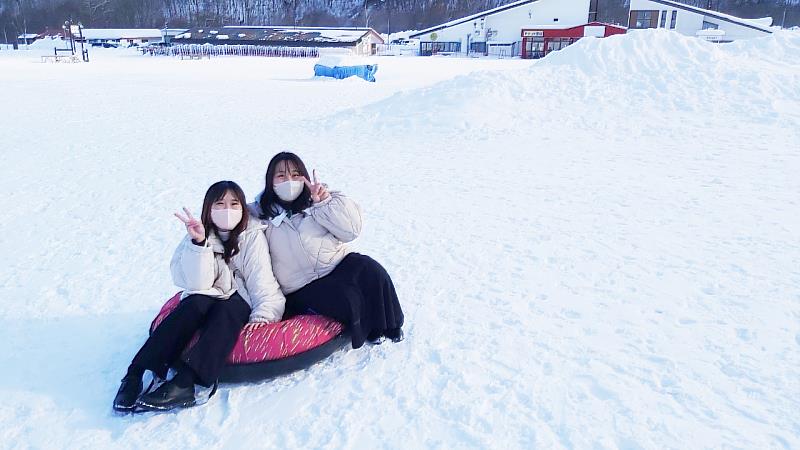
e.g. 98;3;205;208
130;293;250;387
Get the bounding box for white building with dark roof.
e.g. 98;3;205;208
17;33;40;45
409;0;591;56
628;0;773;42
80;29;176;46
173;27;384;55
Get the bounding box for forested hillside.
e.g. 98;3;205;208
2;0;798;41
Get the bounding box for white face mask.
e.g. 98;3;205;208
210;208;243;231
273;180;305;202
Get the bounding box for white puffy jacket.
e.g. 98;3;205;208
247;192;363;294
169;221;286;323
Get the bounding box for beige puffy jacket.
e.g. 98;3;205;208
170;221;286;323
247;192;363;294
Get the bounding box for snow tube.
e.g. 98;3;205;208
313;64;378;82
149;292;349;383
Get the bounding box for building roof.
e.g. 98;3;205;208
82;29;163;39
638;0;773;33
18;33;39;39
162;28;189;37
522;21;627;31
175;26;382;44
410;0;540;38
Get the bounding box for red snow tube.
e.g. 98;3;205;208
149;292;349;383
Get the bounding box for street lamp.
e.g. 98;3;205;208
63;20;73;53
77;21;88;62
385;0;390;38
364;0;387;33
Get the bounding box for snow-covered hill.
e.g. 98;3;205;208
1;30;798;449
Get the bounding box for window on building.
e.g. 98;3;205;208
470;42;487;54
546;38;575;53
524;37;545;59
420;41;461;56
702;20;719;30
629;10;659;29
670;10;677;29
660;10;667;28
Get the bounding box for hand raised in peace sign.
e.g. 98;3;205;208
303;169;331;204
174;207;206;243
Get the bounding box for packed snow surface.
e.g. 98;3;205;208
1;29;799;449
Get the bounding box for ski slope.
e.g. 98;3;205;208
1;29;799;449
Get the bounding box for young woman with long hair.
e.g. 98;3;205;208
248;152;404;349
113;181;285;412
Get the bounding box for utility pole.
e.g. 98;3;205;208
69;20;75;53
78;22;88;61
16;0;29;48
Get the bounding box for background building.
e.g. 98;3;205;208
521;22;626;59
81;28;165;46
410;0;591;56
628;0;773;41
173;27;384;56
17;33;40;45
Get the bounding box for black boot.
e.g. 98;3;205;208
366;330;385;345
135;378;195;411
113;371;143;412
385;328;404;343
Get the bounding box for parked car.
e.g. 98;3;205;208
141;41;170;48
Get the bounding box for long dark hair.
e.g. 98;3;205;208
259;152;313;219
201;181;249;263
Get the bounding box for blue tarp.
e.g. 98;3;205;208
313;64;378;82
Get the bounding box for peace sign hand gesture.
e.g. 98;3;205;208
303;169;331;204
174;207;206;243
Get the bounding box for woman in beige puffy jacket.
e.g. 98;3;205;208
248;152;404;349
114;181;285;413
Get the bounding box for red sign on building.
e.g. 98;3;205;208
521;22;627;59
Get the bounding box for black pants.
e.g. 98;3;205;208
131;293;251;387
285;253;404;349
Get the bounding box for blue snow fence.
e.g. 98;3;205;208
314;64;378;82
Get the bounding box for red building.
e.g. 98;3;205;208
521;22;627;59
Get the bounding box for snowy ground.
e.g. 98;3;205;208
1;29;799;449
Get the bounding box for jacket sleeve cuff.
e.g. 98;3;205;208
185;237;212;253
248;314;272;324
308;195;334;209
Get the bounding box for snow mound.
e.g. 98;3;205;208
544;28;800;73
330;29;800;134
17;37;67;53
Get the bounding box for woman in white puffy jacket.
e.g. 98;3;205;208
248;152;404;349
113;181;285;413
